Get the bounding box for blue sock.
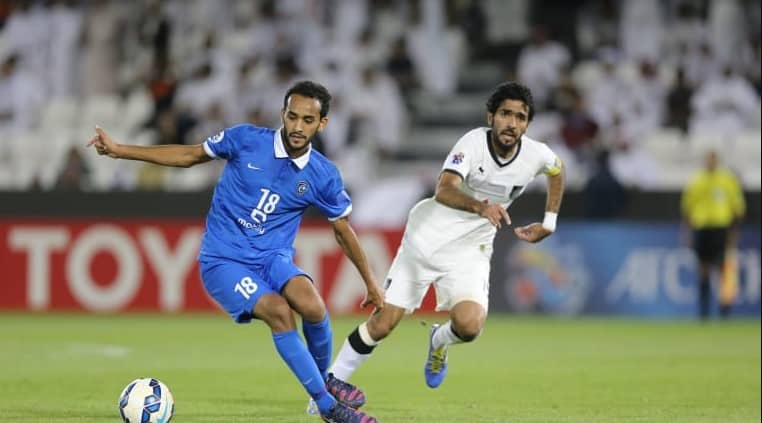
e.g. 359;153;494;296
272;330;336;414
302;314;333;381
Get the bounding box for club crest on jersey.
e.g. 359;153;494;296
296;181;309;196
451;152;464;164
209;130;224;143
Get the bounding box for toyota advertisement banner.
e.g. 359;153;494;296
2;219;760;317
0;219;427;314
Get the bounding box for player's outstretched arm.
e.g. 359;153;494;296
435;171;511;228
331;217;385;310
514;167;565;243
87;126;212;168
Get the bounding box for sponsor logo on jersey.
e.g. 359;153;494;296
451;152;464;164
209;130;225;143
296;181;309;196
237;217;265;234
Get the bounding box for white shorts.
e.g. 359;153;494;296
383;240;491;314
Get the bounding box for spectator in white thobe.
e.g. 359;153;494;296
690;66;761;140
517;26;571;108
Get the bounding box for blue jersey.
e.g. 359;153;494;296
198;124;352;263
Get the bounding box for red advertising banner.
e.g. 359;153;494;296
0;219;434;314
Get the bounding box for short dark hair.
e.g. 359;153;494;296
486;81;534;121
283;80;332;118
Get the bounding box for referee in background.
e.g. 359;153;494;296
681;150;746;320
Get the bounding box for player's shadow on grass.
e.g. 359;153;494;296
192;396;313;421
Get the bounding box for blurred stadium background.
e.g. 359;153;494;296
0;0;760;422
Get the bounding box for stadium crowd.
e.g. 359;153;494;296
0;0;759;222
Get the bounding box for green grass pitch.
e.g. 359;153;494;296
1;313;759;422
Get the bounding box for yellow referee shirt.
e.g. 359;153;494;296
681;168;745;229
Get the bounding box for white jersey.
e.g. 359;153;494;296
403;127;561;257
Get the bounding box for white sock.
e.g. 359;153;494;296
328;322;379;381
432;321;463;350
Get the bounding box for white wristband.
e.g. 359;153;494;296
542;212;557;232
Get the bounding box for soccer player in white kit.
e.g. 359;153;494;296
310;81;564;412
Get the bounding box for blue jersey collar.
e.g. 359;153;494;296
274;127;311;169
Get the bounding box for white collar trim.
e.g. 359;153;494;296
274;127;311;169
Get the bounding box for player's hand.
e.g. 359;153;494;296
478;200;511;229
514;222;552;243
361;278;385;310
87;126;120;158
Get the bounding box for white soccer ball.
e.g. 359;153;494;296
118;378;174;423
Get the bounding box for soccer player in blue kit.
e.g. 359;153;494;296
89;81;383;423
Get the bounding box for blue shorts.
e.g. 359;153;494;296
199;252;309;323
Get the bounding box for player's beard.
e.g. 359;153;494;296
491;129;522;157
283;131;311;155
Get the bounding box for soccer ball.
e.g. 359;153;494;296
118;378;174;423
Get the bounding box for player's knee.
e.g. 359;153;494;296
256;295;295;332
299;301;327;323
284;275;327;322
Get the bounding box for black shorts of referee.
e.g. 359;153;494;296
692;227;728;265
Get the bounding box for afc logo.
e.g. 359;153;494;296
296;181;309;196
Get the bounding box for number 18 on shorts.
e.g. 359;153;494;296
199;260;273;324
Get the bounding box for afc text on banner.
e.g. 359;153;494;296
490;222;761;317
